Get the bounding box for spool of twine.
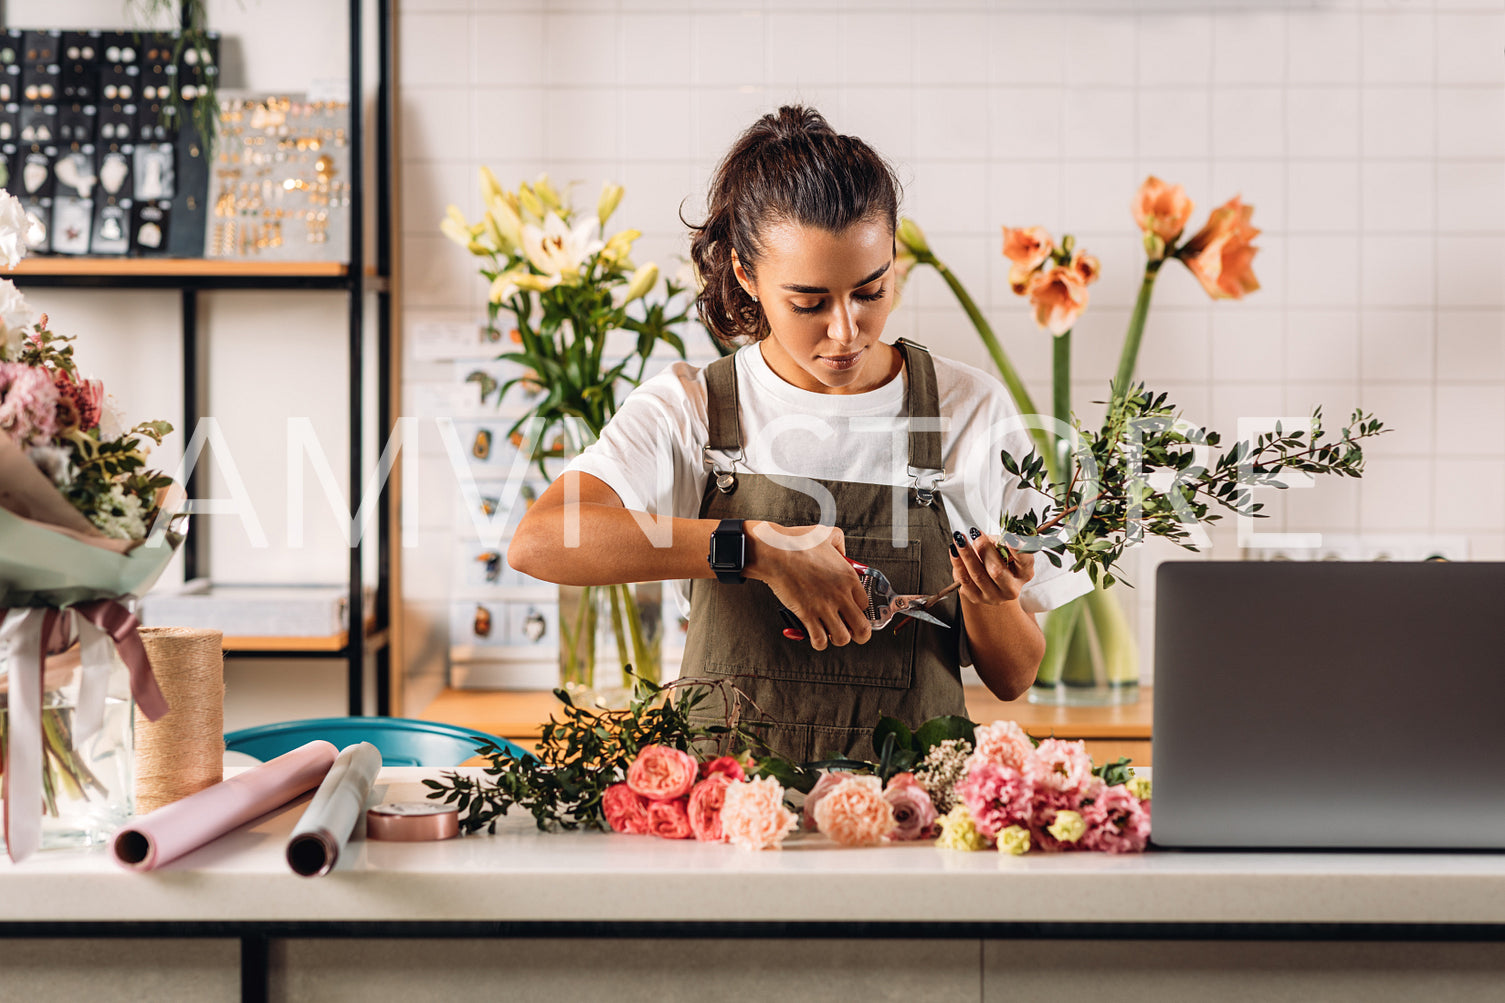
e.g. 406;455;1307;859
133;626;226;815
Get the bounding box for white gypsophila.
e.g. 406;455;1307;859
0;190;33;268
27;445;73;487
90;484;148;541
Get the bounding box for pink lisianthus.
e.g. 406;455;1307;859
0;361;61;447
699;756;745;782
800;771;847;831
956;762;1032;840
966;720;1035;774
602;782;651;835
647;797;694;840
1029;788;1086;852
720;776;799;851
1080;784;1152;854
812;775;896;847
687;773;733;843
883;772;938;841
626;744;698;802
1024;738;1098;797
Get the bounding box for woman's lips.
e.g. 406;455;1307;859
818;349;863;372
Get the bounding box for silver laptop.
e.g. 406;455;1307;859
1152;560;1505;850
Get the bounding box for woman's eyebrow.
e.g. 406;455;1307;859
779;260;892;294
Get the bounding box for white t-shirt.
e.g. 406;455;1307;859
568;341;1093;619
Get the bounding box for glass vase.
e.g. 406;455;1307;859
1029;583;1140;706
558;582;662;708
0;649;135;853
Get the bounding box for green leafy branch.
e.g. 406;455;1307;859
998;385;1389;588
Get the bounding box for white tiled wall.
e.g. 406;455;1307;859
398;0;1505;684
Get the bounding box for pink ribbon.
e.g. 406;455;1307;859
72;600;168;722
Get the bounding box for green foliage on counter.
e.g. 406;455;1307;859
998;385;1388;588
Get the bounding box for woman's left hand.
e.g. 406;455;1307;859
949;527;1035;606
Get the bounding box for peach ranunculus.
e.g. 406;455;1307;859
1177;196;1260;301
812;775;897;847
625;744;698;802
1025;265;1089;336
1132;176;1194;248
1002;226;1054;294
688;773;734;842
720;776;799;851
647;797;694;839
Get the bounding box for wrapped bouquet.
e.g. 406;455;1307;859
0;189;183;861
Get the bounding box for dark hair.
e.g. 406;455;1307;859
687;105;902;344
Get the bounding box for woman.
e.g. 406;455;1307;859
508;106;1090;760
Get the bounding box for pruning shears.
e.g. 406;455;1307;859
777;556;961;642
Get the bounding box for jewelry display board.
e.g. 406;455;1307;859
206;91;351;263
4;27;218;257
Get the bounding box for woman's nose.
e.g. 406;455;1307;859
828;301;857;345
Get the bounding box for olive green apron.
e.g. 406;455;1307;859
682;339;965;762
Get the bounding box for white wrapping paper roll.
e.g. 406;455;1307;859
285;741;382;877
112;739;337;871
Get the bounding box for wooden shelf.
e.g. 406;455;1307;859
10;258;349;278
222;632;348;653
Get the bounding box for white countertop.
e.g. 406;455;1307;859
6;768;1505;926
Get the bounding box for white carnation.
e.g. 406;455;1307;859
98;394;128;440
0;190;33;268
0;277;34;330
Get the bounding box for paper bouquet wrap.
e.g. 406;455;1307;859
0;428;186;862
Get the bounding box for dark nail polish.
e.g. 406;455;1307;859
949;543;958;557
952;531;967;546
968;527;981;539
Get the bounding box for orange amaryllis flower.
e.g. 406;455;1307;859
1070;251;1101;285
1132;176;1194;247
1002;226;1054;295
1026;265;1089;336
1178;197;1260;301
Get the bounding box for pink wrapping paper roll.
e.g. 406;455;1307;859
112;740;338;871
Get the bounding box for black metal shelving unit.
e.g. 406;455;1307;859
6;0;395;717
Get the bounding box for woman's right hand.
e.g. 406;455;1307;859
744;521;873;651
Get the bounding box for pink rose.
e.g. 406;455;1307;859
700;756;745;782
883;773;938;841
1080;784;1151;854
812;775;896;847
800;771;847;831
720;777;799;851
647;797;694;840
1024;738;1097;796
957;762;1033;839
626;744;697;802
966;720;1035;774
602;782;650;835
688;774;733;842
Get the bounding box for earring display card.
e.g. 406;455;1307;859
90;199;128;254
130;200;169;255
53;147;96;198
133;143;173;200
15;146;54;198
20;196;49;250
207;91;350;262
50;194;92;254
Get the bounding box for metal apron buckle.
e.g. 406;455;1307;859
907;465;942;507
705;446;742;495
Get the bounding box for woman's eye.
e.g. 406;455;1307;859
854;287;886;303
790;300;823;315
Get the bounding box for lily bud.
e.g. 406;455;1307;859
897;217;930;255
597;182;625;227
600;228;640;267
489;195;524;249
533;174;563;212
482;210;516;254
517;184;544;222
440;205;477;249
622;262;659;304
514;272;558;293
478;166;504;205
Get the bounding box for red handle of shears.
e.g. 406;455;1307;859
778;557;870;641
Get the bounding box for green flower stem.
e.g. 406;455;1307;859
1052;329;1072;482
1111;259;1164;399
920;252;1055;468
606;584;632;681
619;584;656;687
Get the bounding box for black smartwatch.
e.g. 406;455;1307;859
707;518;747;584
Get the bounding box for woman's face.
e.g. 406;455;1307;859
734;219;897;395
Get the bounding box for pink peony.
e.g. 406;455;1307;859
813;775;896;847
966;720;1035;774
720;776;799;851
883;772;938;841
1024;738;1097;796
602;782;650;835
700;756;745;782
800;771;847;831
626;744;698;802
647;797;694;840
1028;788;1085;852
0;362;60;446
687;773;733;842
957;762;1033;839
1080;784;1152;854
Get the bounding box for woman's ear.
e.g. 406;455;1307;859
730;250;758;302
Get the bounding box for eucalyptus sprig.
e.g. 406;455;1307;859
998;385;1388;587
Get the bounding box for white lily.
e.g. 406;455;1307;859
522;212;603;282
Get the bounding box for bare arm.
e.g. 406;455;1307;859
507;471;875;651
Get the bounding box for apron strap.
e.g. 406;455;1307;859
895;339;944;505
703;353;743;493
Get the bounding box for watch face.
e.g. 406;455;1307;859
710;530;744;570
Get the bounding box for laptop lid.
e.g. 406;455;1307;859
1151;560;1505;850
